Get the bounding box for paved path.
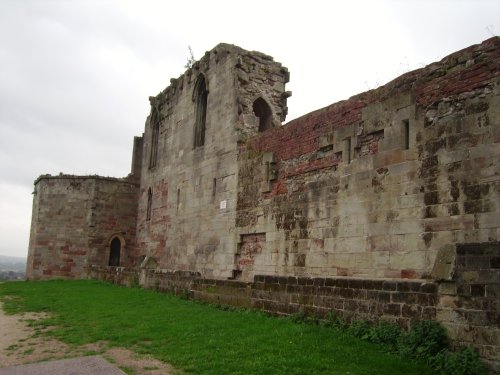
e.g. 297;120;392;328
0;356;125;375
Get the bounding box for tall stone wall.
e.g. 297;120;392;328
135;43;289;278
26;175;138;279
235;37;500;281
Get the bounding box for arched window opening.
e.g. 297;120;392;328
149;107;160;169
109;237;121;267
253;98;273;132
193;75;208;148
146;188;152;221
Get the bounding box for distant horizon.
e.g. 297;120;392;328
0;254;27;261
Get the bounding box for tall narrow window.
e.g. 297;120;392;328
253;97;272;132
193;75;208;148
403;119;410;149
149;107;160;169
212;178;217;201
146;188;152;221
109;237;121;267
344;137;351;164
176;188;181;212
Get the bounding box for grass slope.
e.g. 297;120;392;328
0;280;432;374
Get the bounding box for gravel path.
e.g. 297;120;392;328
0;302;175;374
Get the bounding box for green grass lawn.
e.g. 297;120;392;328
0;280;433;374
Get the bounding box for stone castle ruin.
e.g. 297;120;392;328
27;38;499;368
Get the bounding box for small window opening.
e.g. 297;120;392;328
403;119;410;149
253;97;273;132
146;188;152;221
176;188;181;212
193;75;208;148
149;108;160;169
109;237;121;267
212;178;217;200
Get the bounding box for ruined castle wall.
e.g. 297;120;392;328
135;44;289;278
26;176;138;279
26;38;499;367
84;38;499;369
236;37;500;281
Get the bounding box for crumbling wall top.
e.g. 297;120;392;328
284;36;499;132
34;173;138;186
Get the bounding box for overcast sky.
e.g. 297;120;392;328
0;0;498;258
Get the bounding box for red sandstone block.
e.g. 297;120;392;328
337;267;350;277
401;269;417;279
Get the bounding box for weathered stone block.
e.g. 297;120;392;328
431;244;456;280
383;303;402;316
438;281;457;295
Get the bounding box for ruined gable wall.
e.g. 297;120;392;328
236;37;500;281
26;176;138;279
135;44;289;278
135;45;241;278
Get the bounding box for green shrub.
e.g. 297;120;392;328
292;312;487;373
399;320;448;361
129;274;141;289
215;303;238;312
179;288;190;300
430;347;487;375
286;310;322;325
287;310;307;324
321;310;346;329
348;320;371;339
368;321;402;349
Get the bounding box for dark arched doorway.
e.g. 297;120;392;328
109;237;121;266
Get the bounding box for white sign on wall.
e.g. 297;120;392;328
220;200;227;209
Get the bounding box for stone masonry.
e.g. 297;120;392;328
27;175;138;279
27;38;499;368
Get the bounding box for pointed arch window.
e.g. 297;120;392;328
149;106;160;169
146;187;152;221
193;75;208;148
253;97;272;132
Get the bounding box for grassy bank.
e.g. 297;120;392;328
0;280;432;374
